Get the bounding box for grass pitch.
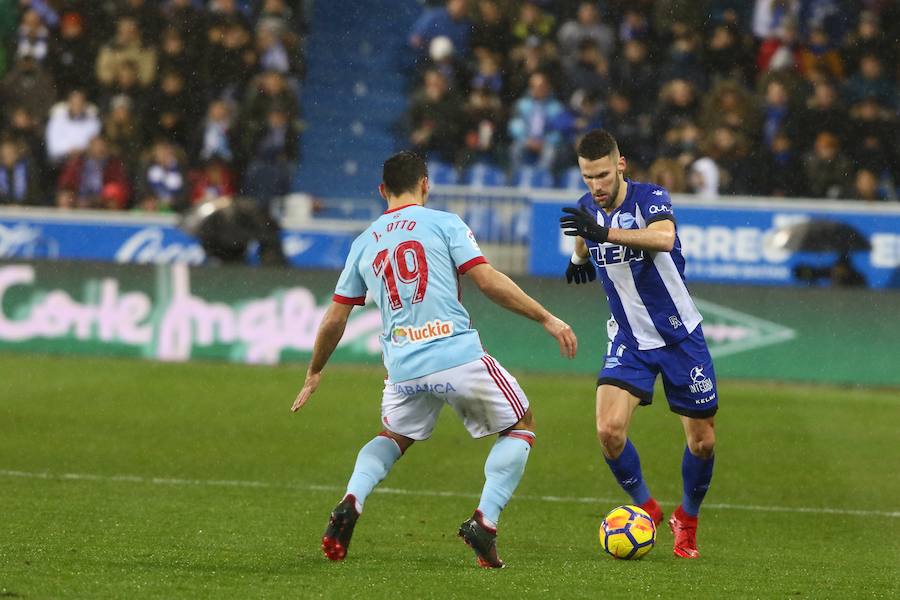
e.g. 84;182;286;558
2;354;899;599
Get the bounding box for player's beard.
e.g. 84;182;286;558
595;176;620;211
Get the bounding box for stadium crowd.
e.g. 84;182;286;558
0;0;305;212
405;0;900;200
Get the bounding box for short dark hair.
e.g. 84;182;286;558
577;129;619;160
382;151;428;196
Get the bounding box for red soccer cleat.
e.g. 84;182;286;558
321;494;360;561
638;497;664;526
668;505;700;559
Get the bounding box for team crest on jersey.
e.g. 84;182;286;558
391;319;454;346
614;212;636;229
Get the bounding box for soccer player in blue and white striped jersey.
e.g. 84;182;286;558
560;129;717;559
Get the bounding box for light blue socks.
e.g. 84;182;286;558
345;435;402;513
477;432;535;526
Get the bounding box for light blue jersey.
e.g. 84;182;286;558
333;203;487;382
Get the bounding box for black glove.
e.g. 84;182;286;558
559;206;609;243
565;260;596;284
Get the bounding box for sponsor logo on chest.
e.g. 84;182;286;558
391;319;453;346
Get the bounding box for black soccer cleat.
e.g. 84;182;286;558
322;494;360;561
458;510;505;569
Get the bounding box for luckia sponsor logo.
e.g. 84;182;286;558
390;320;453;346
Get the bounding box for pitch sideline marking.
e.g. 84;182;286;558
2;468;898;519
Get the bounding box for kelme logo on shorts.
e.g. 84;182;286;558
391;320;454;346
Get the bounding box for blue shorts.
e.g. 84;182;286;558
598;325;718;419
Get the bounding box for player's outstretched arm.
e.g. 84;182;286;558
606;219;675;252
465;263;577;358
291;301;355;412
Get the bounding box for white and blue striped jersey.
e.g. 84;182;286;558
577;180;702;350
333;203;487;382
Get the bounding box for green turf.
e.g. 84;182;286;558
2;354;899;599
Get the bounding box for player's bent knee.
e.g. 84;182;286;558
687;430;715;458
596;422;627;456
378;429;415;454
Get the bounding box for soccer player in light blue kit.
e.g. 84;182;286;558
559;130;717;558
292;151;577;568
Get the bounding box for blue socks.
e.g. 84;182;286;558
345;435;402;513
604;438;652;505
477;431;535;526
681;445;715;516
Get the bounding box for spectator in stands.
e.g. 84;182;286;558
757;17;802;75
658;120;702;170
802;131;853;199
847;96;896;177
470;0;512;58
99;60;145;116
648;157;687;194
203;18;254;101
15;8;50;65
408;0;472;60
761;130;806;197
460;88;506;166
241;105;300;210
240;70;300;136
653;79;700;141
255;0;304;34
704;23;754;87
841;11;895;77
795;80;846;151
611;38;658;116
658;29;707;90
4;107;48;182
49;11;96;98
191;157;237;205
699;125;756;195
162;0;208;59
408;69;463;163
196;99;236;166
157;26;199;90
103;95;143;179
851;168;884;202
45;89;101;166
604;89;654;166
95;16;157;88
116;0;164;44
617;8;651;43
698;80;760;144
508;71;565;173
145;70;194;149
136;139;189;212
752;0;799;42
0;56;55;125
505;36;560;104
688;156;720;200
470;49;503;96
797;27;843;82
842;54;896;110
0;137;43;206
56;135;130;209
561;41;611;103
557;2;615;62
424;36;468;94
255;16;302;80
760;78;795;152
510;2;556;49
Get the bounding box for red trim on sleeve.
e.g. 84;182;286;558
384;203;419;214
457;256;488;274
333;294;365;306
